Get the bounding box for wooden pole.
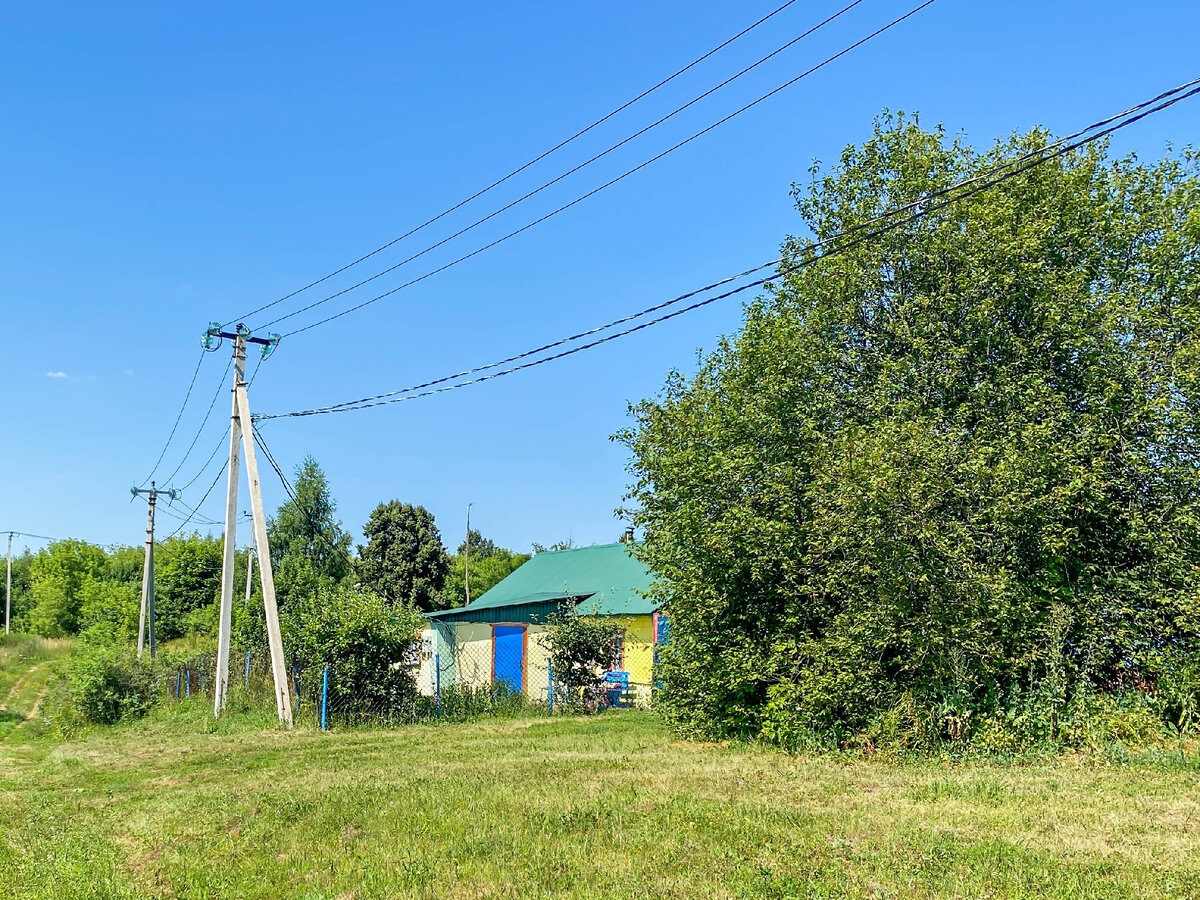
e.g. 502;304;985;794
237;386;294;727
464;503;472;606
214;333;246;715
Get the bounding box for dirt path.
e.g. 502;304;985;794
0;662;44;713
0;662;52;740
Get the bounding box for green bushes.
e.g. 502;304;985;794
621;117;1200;751
58;642;159;726
545;612;624;712
286;585;426;717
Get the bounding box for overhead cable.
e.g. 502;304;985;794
254;76;1200;420
264;0;938;337
138;350;208;486
222;0;812;327
159;355;234;487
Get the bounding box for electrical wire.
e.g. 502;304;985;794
253;76;1200;420
159;355;234;487
222;0;811;327
0;531;60;543
251;426;360;575
177;426;232;494
165;459;230;540
138;349;208;486
251;0;875;335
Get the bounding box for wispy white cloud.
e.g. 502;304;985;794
46;371;68;379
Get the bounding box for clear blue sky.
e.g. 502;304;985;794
2;0;1198;556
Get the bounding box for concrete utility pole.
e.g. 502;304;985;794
464;503;472;606
5;532;12;635
209;324;292;726
130;481;177;657
244;542;256;607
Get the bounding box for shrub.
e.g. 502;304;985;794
545;611;624;712
286;585;425;717
60;642;159;726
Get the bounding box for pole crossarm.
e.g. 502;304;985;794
129;482;177;658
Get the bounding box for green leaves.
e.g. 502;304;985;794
622;115;1200;748
357;501;449;611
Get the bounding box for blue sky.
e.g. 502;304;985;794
2;0;1198;557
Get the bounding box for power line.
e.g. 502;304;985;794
251;0;869;334
159;355;234;487
262;0;938;338
165;458;230;540
0;531;60;543
177;426;232;493
138;349;208;486
251;426;360;576
254;76;1200;420
222;0;811;327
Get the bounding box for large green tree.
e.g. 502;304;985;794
24;540;108;637
620;117;1200;746
358;502;449;610
267;456;353;608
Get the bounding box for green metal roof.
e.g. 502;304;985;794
427;542;658;621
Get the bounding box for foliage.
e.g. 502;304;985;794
619;116;1200;747
286;584;425;716
439;545;530;609
76;578;140;640
458;528;498;559
57;640;159;726
153;534;222;640
23;540;108;636
545;610;624;711
357;501;450;610
268;456;353;608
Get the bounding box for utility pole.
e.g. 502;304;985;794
130;481;177;657
244;542;256;606
208;324;292;726
5;532;11;635
464;503;472;606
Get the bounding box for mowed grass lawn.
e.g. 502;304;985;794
1;708;1198;900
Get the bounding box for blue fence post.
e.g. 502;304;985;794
320;666;329;732
175;671;181;698
185;669;191;699
548;659;554;714
245;651;252;687
434;652;441;718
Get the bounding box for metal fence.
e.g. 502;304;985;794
157;637;657;730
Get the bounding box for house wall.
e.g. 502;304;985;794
418;614;658;706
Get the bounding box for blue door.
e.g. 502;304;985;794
493;625;524;692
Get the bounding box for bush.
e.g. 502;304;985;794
286;585;425;717
59;642;159;726
545;611;624;712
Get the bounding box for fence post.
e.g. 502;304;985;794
176;670;181;698
548;659;554;714
434;652;441;718
320;666;329;732
186;669;191;699
245;650;252;687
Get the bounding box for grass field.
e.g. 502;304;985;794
1;687;1199;900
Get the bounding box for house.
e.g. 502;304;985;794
417;542;665;705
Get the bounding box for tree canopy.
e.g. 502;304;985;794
357;501;449;610
620;116;1200;748
267;456;353;607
